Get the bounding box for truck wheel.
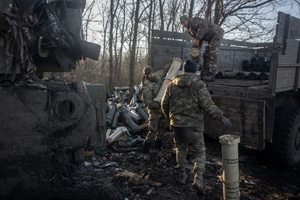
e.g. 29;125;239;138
266;105;300;167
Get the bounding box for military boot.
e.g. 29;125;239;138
178;168;187;185
142;141;151;161
192;171;206;196
154;139;162;150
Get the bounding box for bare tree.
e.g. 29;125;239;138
214;0;221;24
82;0;96;41
66;0;300;91
147;0;154;64
108;0;120;91
188;0;194;19
159;0;165;30
129;0;141;99
205;0;212;20
117;0;130;80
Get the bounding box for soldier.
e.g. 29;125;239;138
140;61;172;161
179;15;224;82
161;59;232;195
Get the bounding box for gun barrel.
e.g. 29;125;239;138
79;40;101;61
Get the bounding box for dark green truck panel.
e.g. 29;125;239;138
86;84;107;151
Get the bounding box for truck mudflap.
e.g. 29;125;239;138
204;96;265;150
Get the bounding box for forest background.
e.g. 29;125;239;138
61;0;300;98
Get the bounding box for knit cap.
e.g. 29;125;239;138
183;59;197;73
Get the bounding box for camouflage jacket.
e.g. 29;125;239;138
187;17;224;43
161;72;223;127
140;61;172;117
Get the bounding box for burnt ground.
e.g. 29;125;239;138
62;130;300;200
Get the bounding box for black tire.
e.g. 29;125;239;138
266;105;300;167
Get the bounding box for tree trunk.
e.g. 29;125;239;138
114;16;119;84
205;0;212;20
108;0;114;91
214;0;222;25
159;0;164;30
117;0;127;80
147;0;153;65
188;0;194;19
101;20;108;69
129;0;140;100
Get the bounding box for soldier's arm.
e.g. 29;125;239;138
191;18;208;40
141;85;159;109
196;81;223;120
161;84;171;119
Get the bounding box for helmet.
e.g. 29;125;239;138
143;66;154;76
190;47;201;63
179;15;188;24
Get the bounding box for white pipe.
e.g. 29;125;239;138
106;126;129;144
219;134;240;200
154;58;182;102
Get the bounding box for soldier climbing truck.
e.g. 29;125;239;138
151;12;300;168
0;0;104;199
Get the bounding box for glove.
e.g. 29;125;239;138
220;117;232;128
150;101;160;109
192;39;200;47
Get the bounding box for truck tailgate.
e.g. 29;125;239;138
204;95;265;149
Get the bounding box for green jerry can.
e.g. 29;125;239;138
86;84;107;151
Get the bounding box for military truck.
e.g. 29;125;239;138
0;0;104;199
151;12;300;168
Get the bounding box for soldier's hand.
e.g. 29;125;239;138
220;117;232;128
150;101;160;109
192;39;200;47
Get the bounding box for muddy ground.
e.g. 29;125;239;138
64;130;300;200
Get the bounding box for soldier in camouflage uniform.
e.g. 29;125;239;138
140;60;172;161
161;59;231;195
179;15;224;82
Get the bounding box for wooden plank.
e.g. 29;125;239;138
151;45;190;70
278;63;300;67
152;30;194;41
152;30;273;48
204;96;265;149
222;39;273;48
152;38;192;48
207;80;271;99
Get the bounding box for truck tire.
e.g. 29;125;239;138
266;105;300;167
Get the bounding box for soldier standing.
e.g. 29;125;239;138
179;15;224;82
140;61;172;161
161;59;232;195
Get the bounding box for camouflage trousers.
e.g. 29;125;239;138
174;126;206;173
144;113;169;143
202;37;221;76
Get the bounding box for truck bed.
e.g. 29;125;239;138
204;78;267;149
207;78;271;99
